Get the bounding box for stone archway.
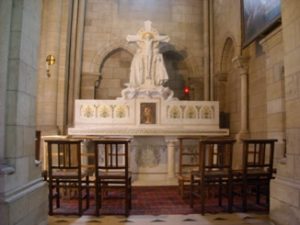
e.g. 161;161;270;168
216;37;237;130
86;41;201;100
94;47;132;99
81;41;134;99
218;37;235;113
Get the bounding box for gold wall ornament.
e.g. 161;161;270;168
45;54;55;77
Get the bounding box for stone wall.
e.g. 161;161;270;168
259;28;285;166
270;0;300;224
36;0;72;134
83;0;204;100
0;0;47;225
245;43;268;137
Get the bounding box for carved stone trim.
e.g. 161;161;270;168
232;56;249;75
0;164;15;176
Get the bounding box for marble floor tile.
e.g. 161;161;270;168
49;213;275;225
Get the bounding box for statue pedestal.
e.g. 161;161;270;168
118;85;175;101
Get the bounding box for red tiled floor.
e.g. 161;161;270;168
51;186;268;215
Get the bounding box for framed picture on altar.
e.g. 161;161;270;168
242;0;281;47
140;102;156;124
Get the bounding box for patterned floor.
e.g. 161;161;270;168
49;213;274;225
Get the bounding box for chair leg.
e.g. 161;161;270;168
190;175;194;208
200;183;205;215
48;183;53;215
86;176;90;209
256;183;260;205
56;180;60;208
78;182;83;216
266;182;270;211
218;180;223;207
242;180;247;212
125;186;129;217
228;181;233;213
95;181;100;216
129;180;132;210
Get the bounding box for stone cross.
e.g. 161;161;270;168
126;20;169;88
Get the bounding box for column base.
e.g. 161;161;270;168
0;178;48;225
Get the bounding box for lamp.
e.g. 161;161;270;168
46;54;55;77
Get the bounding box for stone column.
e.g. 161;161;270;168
214;72;228;112
165;137;177;178
232;56;249;138
203;0;210;100
67;0;86;128
0;1;47;225
269;1;300;224
209;0;215;100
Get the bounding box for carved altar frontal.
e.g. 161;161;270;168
68;98;228;136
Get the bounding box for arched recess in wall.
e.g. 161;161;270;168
94;48;132;99
81;40;134;99
88;42;200;100
217;37;235;129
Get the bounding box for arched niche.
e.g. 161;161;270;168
216;37;236;129
94;48;132;99
217;38;236;112
84;43;200;100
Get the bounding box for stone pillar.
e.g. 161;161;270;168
67;0;86;128
214;72;228;113
209;0;215;100
269;1;300;224
231;56;249;170
0;1;47;225
203;0;210;100
232;56;249;138
165;137;177;178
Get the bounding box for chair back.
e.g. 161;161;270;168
198;138;236;178
242;139;277;179
46;139;82;178
178;137;201;177
94;139;130;178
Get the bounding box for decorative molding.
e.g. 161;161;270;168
232;56;249;75
0;178;45;202
0;164;15;176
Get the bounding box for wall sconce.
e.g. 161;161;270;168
46;54;55;77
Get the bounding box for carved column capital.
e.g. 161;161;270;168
232;56;249;75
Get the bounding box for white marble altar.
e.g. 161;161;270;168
68;21;228;183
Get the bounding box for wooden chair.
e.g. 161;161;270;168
239;138;277;211
94;138;132;216
190;138;236;214
46;139;89;215
177;137;202;197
